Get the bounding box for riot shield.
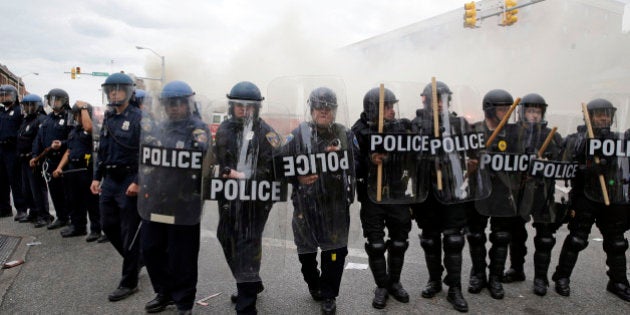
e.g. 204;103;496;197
518;116;575;224
581;96;630;205
205;95;288;283
415;81;491;205
267;75;354;254
363;82;428;204
137;94;211;225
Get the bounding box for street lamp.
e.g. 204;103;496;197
18;72;39;97
135;45;165;86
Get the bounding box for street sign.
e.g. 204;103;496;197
91;72;109;76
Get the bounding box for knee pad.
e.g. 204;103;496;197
443;232;465;252
365;241;387;257
490;231;511;246
466;231;487;246
603;236;629;255
566;234;588;252
388;240;409;255
420;234;440;251
534;236;556;251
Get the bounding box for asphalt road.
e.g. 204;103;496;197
1;200;629;314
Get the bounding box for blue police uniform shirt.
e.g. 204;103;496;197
0;104;23;146
94;105;143;181
158;117;210;151
17;113;46;156
32;110;71;158
67;125;93;168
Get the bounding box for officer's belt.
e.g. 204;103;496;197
18;152;31;159
104;165;137;178
0;139;15;145
69;160;87;169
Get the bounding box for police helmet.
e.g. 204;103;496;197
101;73;135;106
131;89;146;108
44;88;70;110
227;81;263;118
421;81;452;108
21;94;44;115
587;98;616;120
0;84;19;106
482;89;513;119
363;87;398;121
159;81;195;120
308;87;337;110
519;93;548;121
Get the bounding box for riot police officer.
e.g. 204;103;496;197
52;101;102;241
502;93;564;296
0;84;27;219
411;81;477;313
139;81;210;315
16;94;51;227
90;73;143;302
31;88;72;229
351;87;411;309
215;81;279;315
552;99;630;302
283;86;355;315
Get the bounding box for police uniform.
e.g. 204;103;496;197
352;111;412;308
64;118;100;236
141;115;210;312
552;124;630;301
0;101;27;218
215;116;277;314
33;109;71;226
410;108;471;312
94;105;143;294
17;109;50;225
286;121;354;310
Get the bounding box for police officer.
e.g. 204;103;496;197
411;81;472;312
30;88;72;229
215;81;279;315
90;73;143;301
502;93;564;296
16;94;51;227
0;84;27;219
139;81;210;315
351;87;411;309
284;87;355;315
552;99;630;302
52;101;102;241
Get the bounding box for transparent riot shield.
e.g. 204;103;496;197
581;95;630;205
137;96;211;225
518;114;575;224
267;75;354;255
204;96;288;283
416;81;491;205
363;82;428;204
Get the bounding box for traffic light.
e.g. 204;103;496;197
76;66;81;75
71;67;76;79
503;0;518;26
464;2;477;28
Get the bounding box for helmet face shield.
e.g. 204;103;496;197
103;84;133;106
229;100;261;122
161;96;193;121
21;102;39;115
46;95;68;111
0;89;17;106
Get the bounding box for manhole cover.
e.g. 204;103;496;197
0;234;21;266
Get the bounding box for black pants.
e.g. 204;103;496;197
66;165;100;233
466;209;518;278
100;174;141;289
141;220;200;311
298;247;348;298
20;158;49;219
44;158;69;222
0;146;26;215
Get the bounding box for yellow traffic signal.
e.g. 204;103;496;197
76;67;81;74
464;2;477;28
503;0;518;26
71;67;76;79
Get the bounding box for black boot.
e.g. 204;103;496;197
145;294;174;313
533;277;548;296
487;275;504;299
502;267;525;283
466;231;487;294
321;298;336;315
447;286;469;313
372;287;388;309
606;281;630;302
553;277;570;296
420;234;443;298
488;231;509;299
386;240;409;303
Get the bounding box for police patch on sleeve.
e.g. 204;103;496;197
192;128;208;144
266;132;282;148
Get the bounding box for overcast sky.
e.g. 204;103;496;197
3;0;476;105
